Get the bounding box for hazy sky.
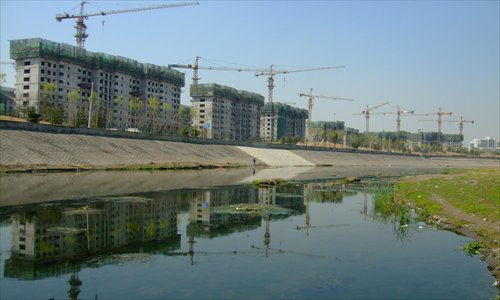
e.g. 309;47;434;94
1;0;499;143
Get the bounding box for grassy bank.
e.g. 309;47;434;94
396;168;500;284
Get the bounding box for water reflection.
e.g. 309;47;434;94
1;179;496;299
3;182;360;279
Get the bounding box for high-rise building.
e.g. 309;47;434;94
260;102;308;142
9;38;184;130
190;83;264;140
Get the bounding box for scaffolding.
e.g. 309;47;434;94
190;83;264;106
10;38;185;86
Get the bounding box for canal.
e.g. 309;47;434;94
0;173;496;299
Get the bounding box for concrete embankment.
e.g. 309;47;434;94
0;120;497;171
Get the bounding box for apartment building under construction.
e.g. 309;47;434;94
9;38;185;130
190;83;264;141
260;102;308;142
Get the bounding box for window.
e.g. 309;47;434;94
23;69;30;74
24;61;31;66
23;93;29;98
23;77;29;82
23;85;29;90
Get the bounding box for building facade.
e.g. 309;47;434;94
260;102;308;142
407;131;463;148
9;38;184;130
190;83;264;140
469;136;498;151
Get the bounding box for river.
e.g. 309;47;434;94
0;167;496;299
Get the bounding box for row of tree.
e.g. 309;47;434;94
21;83;200;137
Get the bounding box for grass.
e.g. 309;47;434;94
397;168;500;221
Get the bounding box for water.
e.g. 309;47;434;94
0;179;496;299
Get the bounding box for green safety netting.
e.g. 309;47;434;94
10;38;184;86
190;83;264;106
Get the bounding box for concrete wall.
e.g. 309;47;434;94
0;120;497;170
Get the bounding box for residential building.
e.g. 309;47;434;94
190;83;264;140
407;131;463;148
9;38;184;130
260;102;308;142
469;136;498;151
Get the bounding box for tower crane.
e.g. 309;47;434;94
56;1;199;49
298;88;353;141
413;107;452;145
419;116;473;147
368;106;414;144
168;56;345;103
353;101;390;147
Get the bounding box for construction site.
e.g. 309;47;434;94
1;1;491;155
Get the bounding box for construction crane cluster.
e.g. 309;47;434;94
51;2;473;148
169;56;345;104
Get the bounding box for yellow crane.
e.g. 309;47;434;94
298;88;353;141
367;105;414;144
354;101;390;147
168;56;345;103
56;1;199;48
414;107;452;145
419;116;473;137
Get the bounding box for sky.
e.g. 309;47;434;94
1;0;499;144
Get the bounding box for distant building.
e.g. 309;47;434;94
408;131;463;148
0;86;16;115
469;136;498;150
9;38;184;130
190;83;264;140
260;102;308;142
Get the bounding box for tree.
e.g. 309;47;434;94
114;95;128;130
66;89;82;126
39;82;60;124
148;96;160;133
129;97;143;130
162;103;173;132
88;91;102;128
331;130;338;148
24;106;40;123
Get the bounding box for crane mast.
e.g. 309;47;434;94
369;105;414;144
354;101;389;147
56;1;199;48
298;88;353;142
414;107;452;145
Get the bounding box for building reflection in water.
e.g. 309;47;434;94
4;181;355;281
5;194;181;281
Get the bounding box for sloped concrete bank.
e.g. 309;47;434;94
0;120;497;171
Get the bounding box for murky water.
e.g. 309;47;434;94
0;178;496;299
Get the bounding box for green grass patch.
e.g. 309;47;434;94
396;181;443;219
398;168;499;221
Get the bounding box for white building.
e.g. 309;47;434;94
469;136;498;150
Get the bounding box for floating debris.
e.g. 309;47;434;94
253;178;285;188
211;204;292;216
